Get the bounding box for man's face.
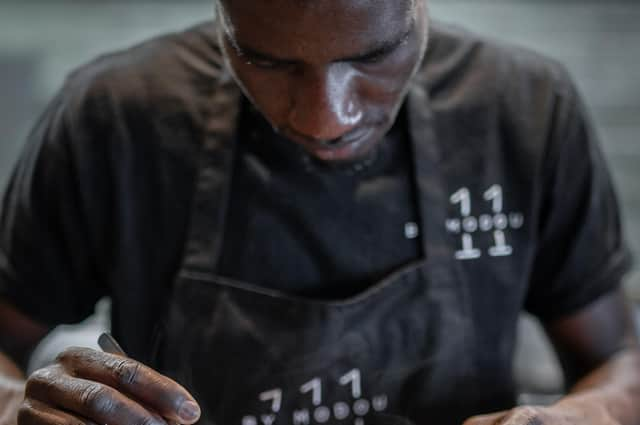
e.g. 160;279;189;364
217;0;429;162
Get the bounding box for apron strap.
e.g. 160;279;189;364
182;77;241;274
407;82;450;259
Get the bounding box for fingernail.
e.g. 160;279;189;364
178;400;201;422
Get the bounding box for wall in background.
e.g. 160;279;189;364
1;0;639;297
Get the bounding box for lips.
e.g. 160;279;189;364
283;127;377;162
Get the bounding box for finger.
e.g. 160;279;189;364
498;407;546;425
462;410;509;425
56;347;200;424
18;399;98;425
26;366;167;425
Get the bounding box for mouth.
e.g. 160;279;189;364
284;127;377;162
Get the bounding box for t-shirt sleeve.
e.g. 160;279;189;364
0;84;109;326
524;71;633;322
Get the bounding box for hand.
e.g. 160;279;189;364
18;347;201;425
462;399;616;425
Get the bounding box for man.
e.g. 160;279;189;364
0;0;639;424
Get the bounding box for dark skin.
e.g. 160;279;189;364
218;0;428;163
2;0;640;424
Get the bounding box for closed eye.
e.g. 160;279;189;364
340;26;412;65
245;58;284;69
352;48;395;64
225;34;296;70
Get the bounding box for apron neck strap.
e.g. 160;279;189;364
182;78;241;274
407;82;451;260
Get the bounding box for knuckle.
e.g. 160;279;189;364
111;358;141;386
25;367;60;396
55;347;85;364
55;347;95;375
27;367;54;383
25;370;45;390
78;383;114;414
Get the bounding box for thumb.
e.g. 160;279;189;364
462;410;509;425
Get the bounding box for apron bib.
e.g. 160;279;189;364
154;83;484;425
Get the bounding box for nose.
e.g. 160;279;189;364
286;65;363;142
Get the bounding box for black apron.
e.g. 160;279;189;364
155;82;485;425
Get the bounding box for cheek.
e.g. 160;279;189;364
356;47;424;107
356;65;416;112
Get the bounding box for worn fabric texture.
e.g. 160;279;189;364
0;20;633;424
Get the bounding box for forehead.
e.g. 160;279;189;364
219;0;415;60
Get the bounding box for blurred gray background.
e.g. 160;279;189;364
0;0;639;398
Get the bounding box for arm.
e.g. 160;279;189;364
0;300;49;425
464;289;640;425
546;289;640;425
0;69;201;425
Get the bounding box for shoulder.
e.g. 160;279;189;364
416;21;585;172
422;21;576;107
40;20;241;172
409;23;596;239
58;20;234;131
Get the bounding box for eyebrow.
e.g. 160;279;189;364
232;21;414;65
340;24;414;63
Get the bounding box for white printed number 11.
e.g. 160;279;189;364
450;185;513;259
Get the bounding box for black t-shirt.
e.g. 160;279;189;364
217;101;421;298
0;21;633;364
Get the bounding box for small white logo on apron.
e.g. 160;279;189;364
241;368;389;425
447;185;524;260
404;222;420;240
